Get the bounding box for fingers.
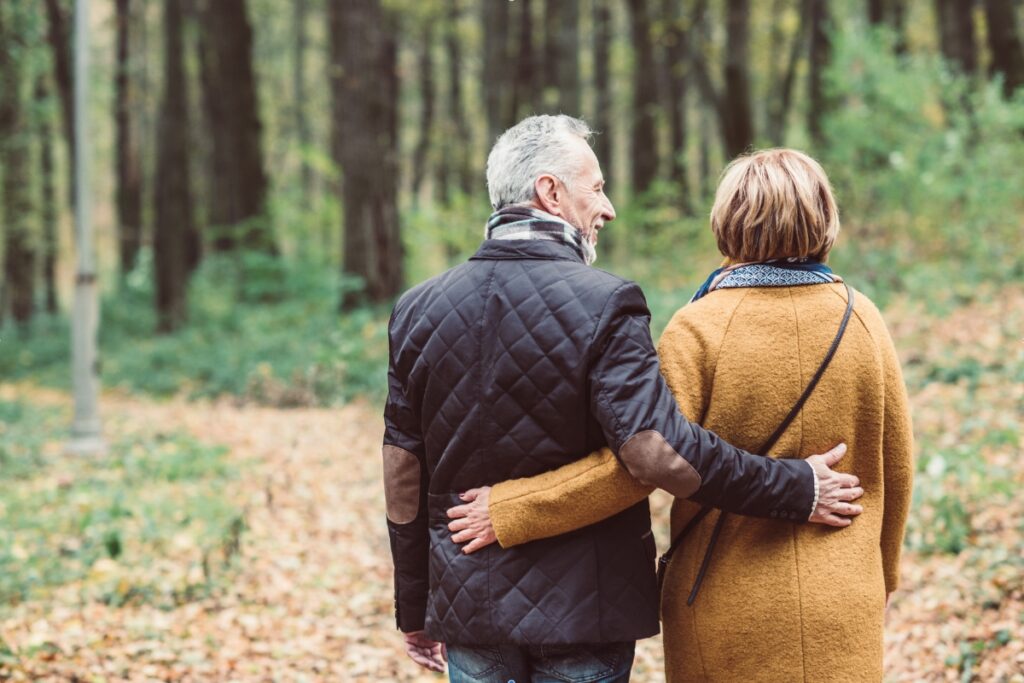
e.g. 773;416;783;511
837;486;864;502
834;472;861;488
818;513;853;527
441;643;448;663
819;442;847;467
451;528;478;544
461;535;495;555
446;503;469;519
459;488;482;502
447;517;470;533
406;646;445;672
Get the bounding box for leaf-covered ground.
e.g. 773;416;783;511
0;287;1021;682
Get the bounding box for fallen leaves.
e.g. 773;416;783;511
0;285;1020;681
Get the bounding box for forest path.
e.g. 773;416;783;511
2;287;1022;681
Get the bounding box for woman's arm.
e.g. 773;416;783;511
877;321;914;593
447;306;719;550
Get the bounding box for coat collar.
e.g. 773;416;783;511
469;238;586;264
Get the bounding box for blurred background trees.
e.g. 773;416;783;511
0;0;1022;380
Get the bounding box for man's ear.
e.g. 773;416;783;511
533;174;563;217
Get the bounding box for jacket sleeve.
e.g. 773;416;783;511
876;320;914;593
489;448;653;547
383;311;430;633
589;282;816;520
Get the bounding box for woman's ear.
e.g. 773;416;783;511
533;174;563;217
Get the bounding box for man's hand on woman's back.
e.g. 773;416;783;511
805;443;865;526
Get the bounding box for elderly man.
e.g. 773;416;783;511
383;115;863;682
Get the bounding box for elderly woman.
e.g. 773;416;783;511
447;149;914;682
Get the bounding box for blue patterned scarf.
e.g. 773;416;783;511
691;258;843;302
485;206;597;265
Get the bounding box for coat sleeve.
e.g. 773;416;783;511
489;284;818;549
488;303;720;549
588;282;816;520
383;309;430;633
876;319;914;593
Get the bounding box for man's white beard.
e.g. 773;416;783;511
579;233;597;266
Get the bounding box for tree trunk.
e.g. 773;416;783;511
154;0;193;333
592;0;613;180
293;0;312;201
807;0;832;146
482;0;513;144
511;0;541;120
196;0;272;254
43;0;75;207
626;0;660;195
36;74;59;314
723;0;755;158
867;0;907;51
983;0;1024;97
411;22;436;201
115;0;144;276
0;1;36;325
439;0;473;202
548;0;581;115
661;0;691;212
328;0;404;310
768;0;809;145
935;0;977;74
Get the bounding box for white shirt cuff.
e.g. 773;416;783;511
807;461;821;520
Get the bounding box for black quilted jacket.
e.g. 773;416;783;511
382;238;816;645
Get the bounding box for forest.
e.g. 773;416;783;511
0;0;1022;680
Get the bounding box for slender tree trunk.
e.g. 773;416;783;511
482;0;513;144
807;0;832;146
983;0;1024;97
768;0;809;145
196;0;272;254
115;0;144;276
868;0;885;23
0;1;36;325
626;0;660;195
36;74;59;314
592;0;613;179
154;0;193;333
511;0;540;120
328;0;403;310
548;0;581;115
293;0;312;201
43;0;75;208
935;0;977;74
411;22;435;201
723;0;755;158
867;0;907;51
661;0;691;212
440;0;473;202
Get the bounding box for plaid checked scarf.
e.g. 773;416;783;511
485;206;597;266
691;258;843;302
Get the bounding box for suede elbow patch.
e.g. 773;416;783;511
383;445;422;524
619;430;701;499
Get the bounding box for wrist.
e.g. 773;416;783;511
807;461;821;520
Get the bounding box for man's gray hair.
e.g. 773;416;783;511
486;115;594;210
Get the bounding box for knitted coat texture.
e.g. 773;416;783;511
488;283;914;682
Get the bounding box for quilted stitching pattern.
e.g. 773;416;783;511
390;240;660;645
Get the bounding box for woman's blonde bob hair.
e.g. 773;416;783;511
710;149;840;263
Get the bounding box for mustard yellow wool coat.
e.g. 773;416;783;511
487;283;914;683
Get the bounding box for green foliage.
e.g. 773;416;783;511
0;399;244;609
0;250;390;407
821;28;1024;310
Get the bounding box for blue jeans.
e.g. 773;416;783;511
447;641;635;683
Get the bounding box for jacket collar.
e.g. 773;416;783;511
469;238;586;264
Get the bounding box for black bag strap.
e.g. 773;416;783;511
656;282;855;604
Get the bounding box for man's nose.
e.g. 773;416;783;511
603;198;616;222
